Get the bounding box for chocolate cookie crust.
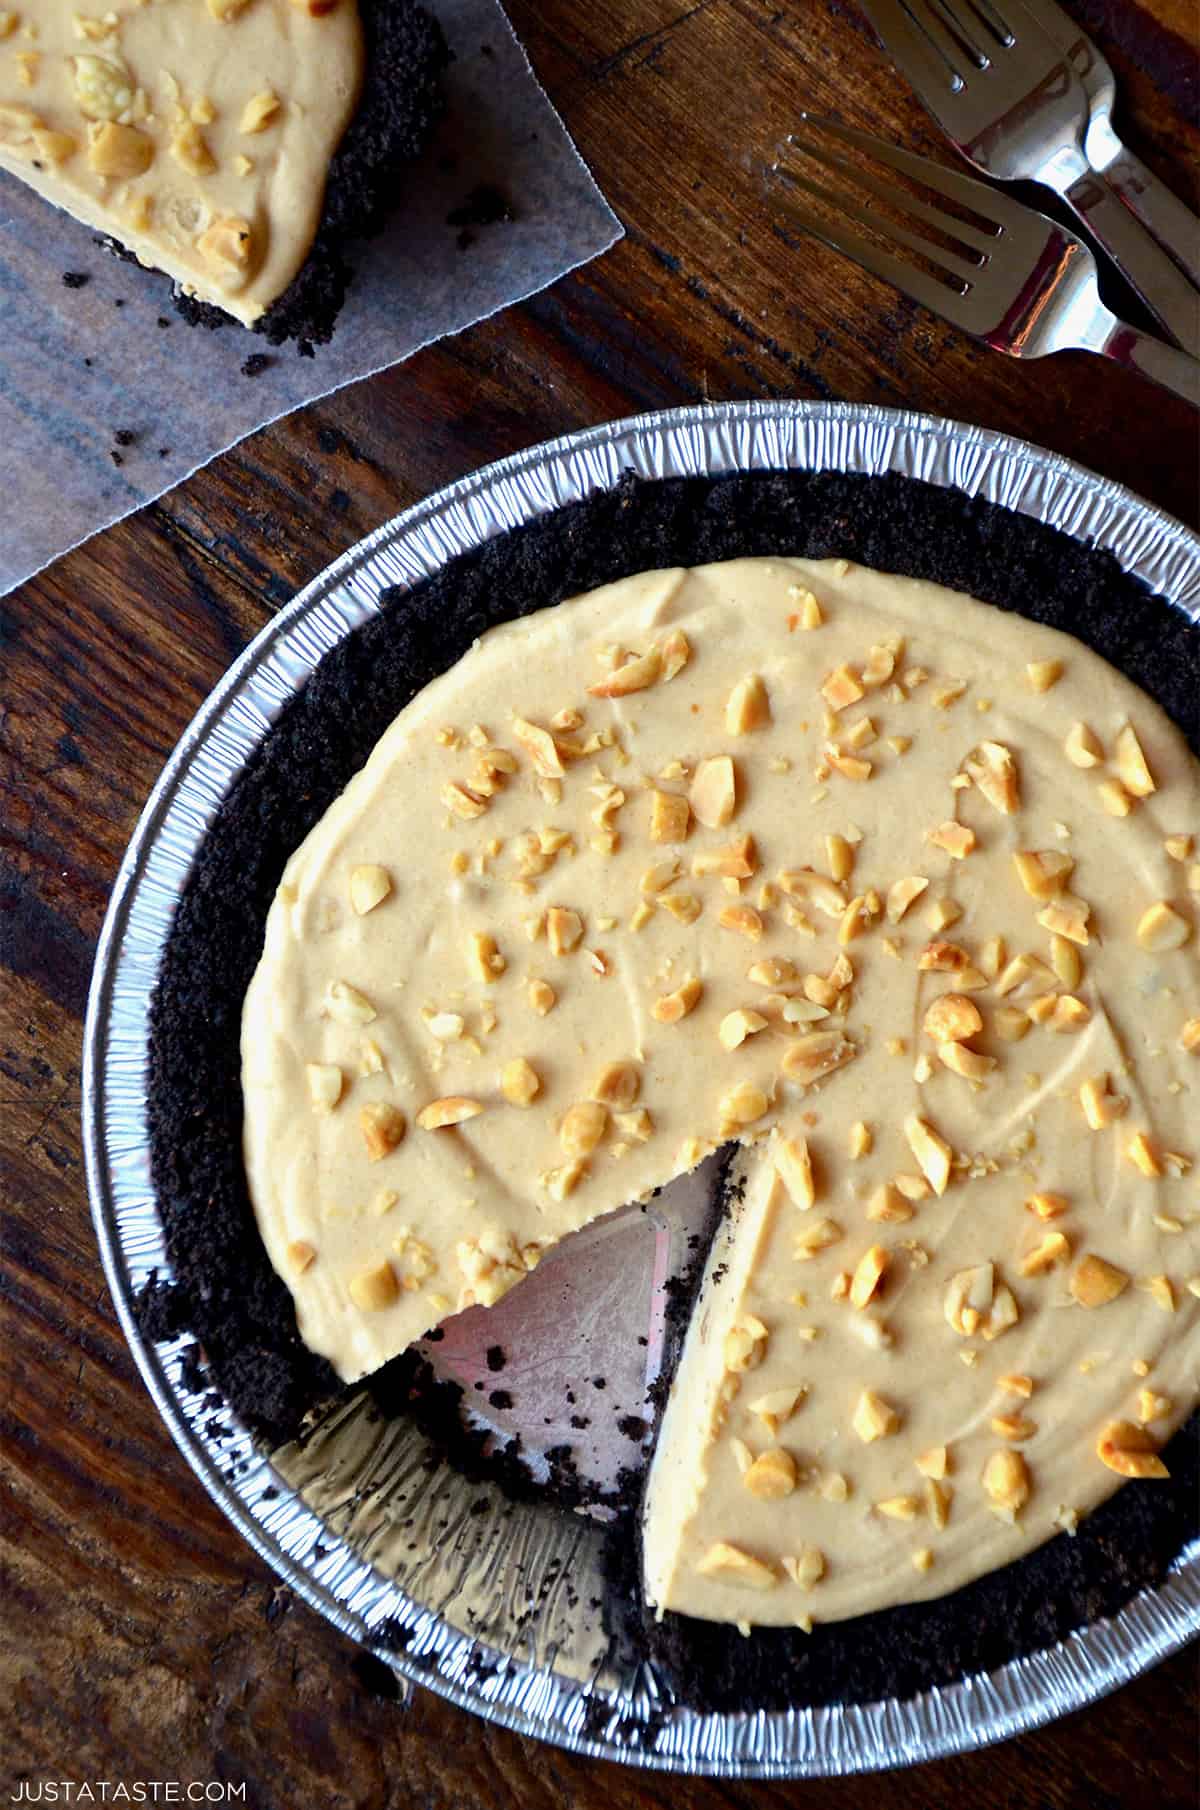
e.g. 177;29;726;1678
166;0;448;346
140;464;1200;1705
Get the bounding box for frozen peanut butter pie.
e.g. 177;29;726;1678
142;468;1200;1702
0;0;446;342
240;551;1200;1628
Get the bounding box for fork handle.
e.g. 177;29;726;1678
1063;168;1200;358
1098;320;1200;410
1100;144;1200;293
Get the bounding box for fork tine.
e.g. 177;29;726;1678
770;180;975;328
788;121;1001;266
960;0;1017;43
796;114;1015;233
858;0;964;94
902;0;983;75
778;161;974;282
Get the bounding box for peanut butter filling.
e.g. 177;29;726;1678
241;556;1199;1624
0;0;363;324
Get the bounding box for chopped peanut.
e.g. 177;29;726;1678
1064;722;1103;768
1026;659;1062;692
719;1008;768;1051
592;1061;640;1108
306;1063;344;1113
867;1183;912;1224
1025;1191;1068;1220
853;1389;899;1443
1096;1420;1168;1479
923;993;982;1043
1036;895;1090;945
660;629;691;680
782;1545;826;1587
1136;900;1192;952
793;1216;842;1261
743;1447;797;1499
1020;1232;1071;1277
944;1263;1019;1340
348;1259;399;1313
982;1447;1030;1515
719;904;764;940
587;645;662;697
652;976;703;1023
696;1542;777;1588
469;932;506;983
826;833;854;882
1125;1130;1163;1179
821;664;865;712
349;864;392;915
360;1101;407;1160
1013;849;1074;899
560;1101;608;1157
926;821;976;860
904;1114;952;1195
773;1136;815;1208
887;875;929;922
500;1058;541;1107
938;1041;996;1080
650;790;691;843
693;834;757;878
528;978;557;1016
1079;1073;1127;1130
719;1081;770;1127
849;1243;889;1308
964;741;1019;814
724;1314;769;1371
875;1495;920;1521
1113;723;1156;798
689;755;737;828
417;1097;484;1130
1070;1254;1129;1308
546;908;584;956
512;715;565;777
443;780;488;819
726;673;771;734
780;1031;856;1084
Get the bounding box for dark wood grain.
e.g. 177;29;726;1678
2;0;1198;1801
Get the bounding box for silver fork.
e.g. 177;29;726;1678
769;116;1199;407
857;0;1200;355
1026;0;1200;290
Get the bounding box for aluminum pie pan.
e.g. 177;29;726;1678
82;399;1200;1777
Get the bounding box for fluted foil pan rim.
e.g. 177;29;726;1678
83;400;1200;1776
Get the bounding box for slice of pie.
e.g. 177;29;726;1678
237;551;1200;1630
0;0;446;343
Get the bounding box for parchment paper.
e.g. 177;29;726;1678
0;0;621;595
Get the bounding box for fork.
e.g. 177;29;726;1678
769;116;1199;407
1026;0;1200;290
857;0;1200;356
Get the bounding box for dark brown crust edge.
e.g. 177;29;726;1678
153;0;448;346
137;465;1200;1711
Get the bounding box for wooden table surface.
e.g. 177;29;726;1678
2;0;1198;1802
